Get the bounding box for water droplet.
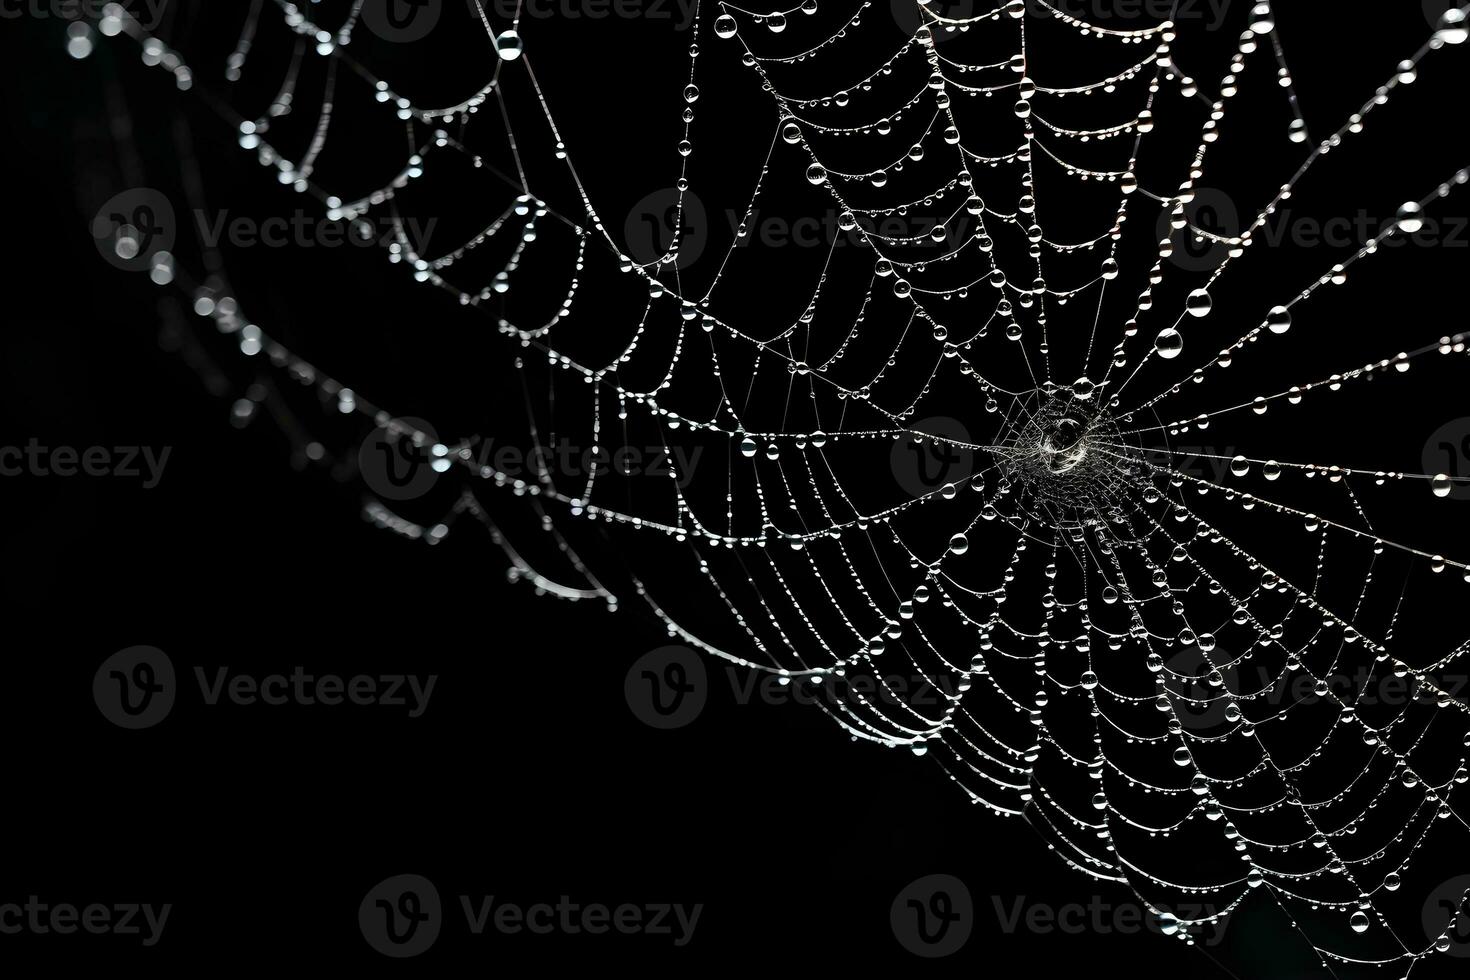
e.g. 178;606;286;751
66;23;94;60
494;31;523;61
1397;202;1424;234
1266;306;1292;334
1155;328;1184;359
1438;8;1468;45
1248;2;1275;33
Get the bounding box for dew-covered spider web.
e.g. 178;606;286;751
74;0;1470;971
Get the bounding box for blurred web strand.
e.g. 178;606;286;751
83;0;1470;969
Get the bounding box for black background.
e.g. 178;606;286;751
2;3;1468;975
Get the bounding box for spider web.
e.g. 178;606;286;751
75;0;1470;970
